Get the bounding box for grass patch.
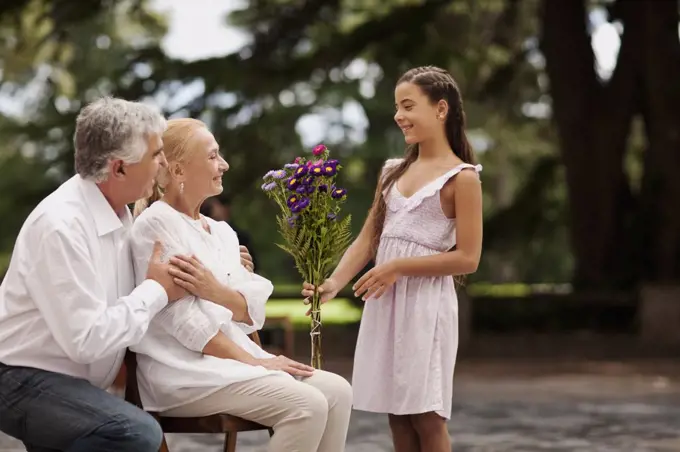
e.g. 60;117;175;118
265;298;362;329
272;282;572;299
272;283;305;294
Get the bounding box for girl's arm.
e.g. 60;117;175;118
303;159;400;305
328;206;377;288
326;160;401;288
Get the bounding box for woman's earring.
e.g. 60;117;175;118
180;182;184;194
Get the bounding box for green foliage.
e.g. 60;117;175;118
0;0;571;286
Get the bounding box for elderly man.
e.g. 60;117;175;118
0;97;252;451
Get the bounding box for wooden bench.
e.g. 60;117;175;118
124;331;273;452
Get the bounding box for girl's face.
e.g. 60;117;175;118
393;82;445;145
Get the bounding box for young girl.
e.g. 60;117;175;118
302;66;482;451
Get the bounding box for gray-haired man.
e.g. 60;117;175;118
0;97;197;451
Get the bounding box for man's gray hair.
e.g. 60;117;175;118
74;97;167;182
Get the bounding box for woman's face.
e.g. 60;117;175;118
183;128;229;199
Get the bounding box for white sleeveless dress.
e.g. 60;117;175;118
351;160;482;419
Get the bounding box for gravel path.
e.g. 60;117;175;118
2;366;680;451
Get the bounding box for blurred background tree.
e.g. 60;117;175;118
1;0;678;296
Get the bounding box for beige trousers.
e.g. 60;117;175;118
162;370;353;452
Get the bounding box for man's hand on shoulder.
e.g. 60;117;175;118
240;245;254;272
146;241;187;301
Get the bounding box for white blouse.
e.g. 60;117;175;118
129;201;291;412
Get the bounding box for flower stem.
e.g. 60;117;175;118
310;261;323;370
310;286;322;369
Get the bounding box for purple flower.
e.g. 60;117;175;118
294;165;309;177
327;159;339;166
261;182;276;191
318;184;328;193
301;175;314;185
290;196;310;213
313;144;327;156
287;215;299;227
272;170;287;179
322;163;337;176
310;164;324;177
331;187;347;199
305;184;316;194
284;163;299;170
298;197;310;209
286;177;300;191
295;185;307;194
262;170;276;180
287;194;300;208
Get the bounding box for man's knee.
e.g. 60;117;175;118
100;410;163;451
128;410;164;450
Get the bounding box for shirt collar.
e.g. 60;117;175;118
77;175;132;236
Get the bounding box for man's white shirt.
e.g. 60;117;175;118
0;175;168;388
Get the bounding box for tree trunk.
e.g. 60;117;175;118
540;0;638;289
637;0;680;283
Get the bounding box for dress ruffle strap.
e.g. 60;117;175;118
400;163;482;212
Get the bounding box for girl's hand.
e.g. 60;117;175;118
301;278;340;316
352;260;401;301
168;255;221;301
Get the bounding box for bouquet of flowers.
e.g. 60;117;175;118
261;144;352;369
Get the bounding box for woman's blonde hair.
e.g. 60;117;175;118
133;118;208;217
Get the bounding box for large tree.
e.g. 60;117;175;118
5;0;678;289
541;0;680;289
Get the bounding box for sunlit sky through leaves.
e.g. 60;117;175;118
0;0;631;150
151;0;625;148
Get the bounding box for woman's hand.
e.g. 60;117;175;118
168;255;222;301
301;278;340;316
352;260;402;301
257;355;315;377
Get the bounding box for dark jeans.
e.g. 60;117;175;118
0;363;162;452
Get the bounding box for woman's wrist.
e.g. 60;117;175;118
243;354;261;366
213;284;252;323
211;282;235;306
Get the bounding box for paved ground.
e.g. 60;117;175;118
2;360;680;451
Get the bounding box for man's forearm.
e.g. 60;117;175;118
202;331;259;365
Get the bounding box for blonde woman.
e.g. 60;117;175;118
130;118;352;452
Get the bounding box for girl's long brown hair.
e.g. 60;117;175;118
369;66;476;256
